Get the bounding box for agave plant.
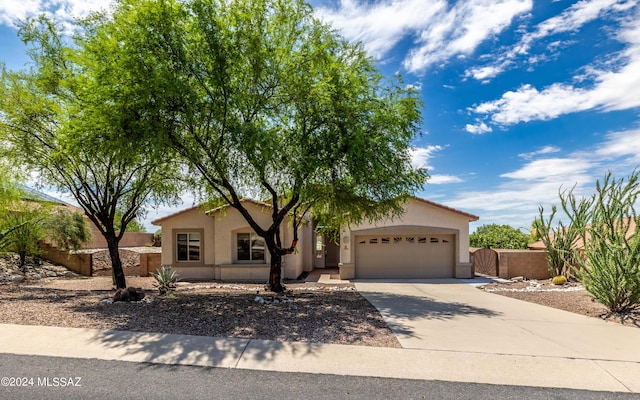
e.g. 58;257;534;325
150;265;180;295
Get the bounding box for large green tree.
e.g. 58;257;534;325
469;224;530;249
87;0;427;291
0;16;180;288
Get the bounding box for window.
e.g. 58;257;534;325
176;232;201;262
381;237;390;244
237;232;265;262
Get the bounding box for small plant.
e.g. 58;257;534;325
552;275;567;285
151;265;180;295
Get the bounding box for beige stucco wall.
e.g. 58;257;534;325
158;207;216;279
155;203;311;281
340;199;474;268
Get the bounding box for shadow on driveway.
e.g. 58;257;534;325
359;290;501;339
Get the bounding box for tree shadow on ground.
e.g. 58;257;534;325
359;291;501;339
88;328;327;369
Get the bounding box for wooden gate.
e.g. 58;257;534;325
473;248;498;276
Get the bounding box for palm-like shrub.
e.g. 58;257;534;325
151;265;180;295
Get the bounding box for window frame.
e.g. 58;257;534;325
235;231;267;264
173;229;204;267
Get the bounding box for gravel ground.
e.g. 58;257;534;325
2;254;638;349
0;270;401;348
479;279;640;328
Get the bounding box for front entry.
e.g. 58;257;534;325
313;233;340;269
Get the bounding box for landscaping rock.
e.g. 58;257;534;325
112;287;146;302
0;253;78;283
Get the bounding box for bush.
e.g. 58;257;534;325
151;265;180;295
469;224;530;249
562;170;640;313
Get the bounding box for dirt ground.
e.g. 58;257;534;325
479;279;640;328
0;275;401;348
2;254;638;348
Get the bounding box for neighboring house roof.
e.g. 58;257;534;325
19;185;70;206
151;204;207;225
151;196;479;225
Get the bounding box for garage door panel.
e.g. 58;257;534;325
355;234;454;278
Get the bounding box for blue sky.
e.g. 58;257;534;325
2;0;640;233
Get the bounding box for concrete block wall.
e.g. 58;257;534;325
496;250;551;280
40;243;92;276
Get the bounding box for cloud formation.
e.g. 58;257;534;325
465;0;632;81
316;0;532;73
0;0;106;27
445;126;640;228
468;4;640;127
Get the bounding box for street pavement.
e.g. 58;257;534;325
2;353;639;400
0;278;639;394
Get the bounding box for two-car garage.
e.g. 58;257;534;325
354;233;455;279
341;197;479;280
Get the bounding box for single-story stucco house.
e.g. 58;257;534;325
151;197;479;281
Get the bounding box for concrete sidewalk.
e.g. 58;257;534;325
1;280;639;393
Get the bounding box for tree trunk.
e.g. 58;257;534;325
106;235;127;289
268;251;285;293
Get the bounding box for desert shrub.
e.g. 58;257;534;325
151;264;180;295
536;198;589;279
563;171;640;313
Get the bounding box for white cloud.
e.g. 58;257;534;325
442;126;640;228
518;145;561;159
428;174;464;184
595;128;640;163
410;145;463;184
464;0;631;81
410;145;443;169
316;0;532;73
499;157;594;181
469;10;640;127
0;0;107;29
465;121;492;134
315;0;439;60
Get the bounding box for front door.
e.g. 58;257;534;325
313;233;325;269
325;240;339;268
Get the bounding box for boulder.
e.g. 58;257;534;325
112;287;146;302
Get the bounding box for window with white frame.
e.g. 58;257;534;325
237;232;265;263
176;232;201;262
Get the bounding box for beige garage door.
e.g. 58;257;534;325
355;234;454;278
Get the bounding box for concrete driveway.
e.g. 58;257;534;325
355;279;640;362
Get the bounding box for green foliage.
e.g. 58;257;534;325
45;208;93;251
0;14;182;288
153;229;162;247
86;0;427;291
469;224;530;249
563;171;640;313
535;202;586;278
114;213;146;233
1;205;48;266
151;265;180;295
551;275;567;285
